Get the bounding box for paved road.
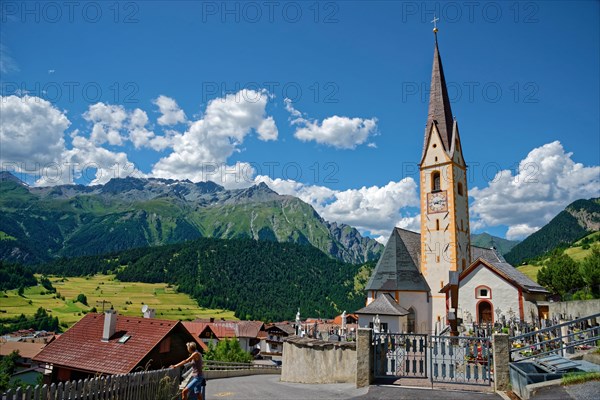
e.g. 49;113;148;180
204;375;504;400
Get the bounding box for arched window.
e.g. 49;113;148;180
432;171;441;192
407;308;416;333
457;182;463;196
436;219;440;231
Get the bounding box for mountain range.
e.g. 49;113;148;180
0;172;383;265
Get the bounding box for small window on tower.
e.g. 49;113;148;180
457;182;463;196
436;219;440;231
462;259;466;270
432;171;441;192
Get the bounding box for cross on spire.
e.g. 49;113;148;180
431;15;439;33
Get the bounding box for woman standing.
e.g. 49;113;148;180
171;342;204;400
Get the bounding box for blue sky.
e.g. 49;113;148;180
1;1;599;241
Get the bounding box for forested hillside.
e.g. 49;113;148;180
35;237;373;321
505;198;600;264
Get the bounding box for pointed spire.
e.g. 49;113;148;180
424;30;454;154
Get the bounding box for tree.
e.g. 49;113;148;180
580;247;600;297
537;254;584;298
0;350;20;391
204;339;252;363
76;293;88;306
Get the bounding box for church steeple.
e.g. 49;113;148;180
419;23;470;336
423;33;455;155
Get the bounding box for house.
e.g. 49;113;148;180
260;323;295;359
33;310;201;383
441;246;550;327
183;320;264;353
0;340;48;386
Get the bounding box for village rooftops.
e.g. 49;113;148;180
183;320;264;339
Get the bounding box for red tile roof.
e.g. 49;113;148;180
182;320;263;339
0;341;47;359
181;321;209;337
33;313;182;375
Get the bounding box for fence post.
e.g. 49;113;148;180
492;333;510;392
356;328;373;388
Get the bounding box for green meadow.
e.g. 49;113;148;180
0;274;235;327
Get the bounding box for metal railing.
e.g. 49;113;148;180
203;360;280;371
509;313;600;361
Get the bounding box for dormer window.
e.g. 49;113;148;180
476;286;491;299
432;171;441;192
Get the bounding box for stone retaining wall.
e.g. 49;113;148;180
548;299;600;319
281;336;356;384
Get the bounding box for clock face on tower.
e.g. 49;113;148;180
427;191;448;213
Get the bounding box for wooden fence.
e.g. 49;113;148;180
2;368;180;400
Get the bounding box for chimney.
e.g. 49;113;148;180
102;308;117;342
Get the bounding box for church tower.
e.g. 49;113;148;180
419;30;471;335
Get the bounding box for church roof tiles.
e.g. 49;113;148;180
365;228;429;292
355;293;410;316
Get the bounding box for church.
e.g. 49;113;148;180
355;29;548;335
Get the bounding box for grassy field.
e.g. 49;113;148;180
0;274;235;327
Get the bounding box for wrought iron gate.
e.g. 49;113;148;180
373;333;428;379
373;334;492;386
430;335;492;386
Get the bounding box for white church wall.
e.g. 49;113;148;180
459;264;519;324
398;292;430;334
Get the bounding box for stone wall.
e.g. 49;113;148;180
548;299;600;319
281;336;356;384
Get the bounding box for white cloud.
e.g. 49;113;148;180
151;89;278;184
505;224;540;241
153;95;187;126
83;103;128;146
0;95;68;168
0;95;143;186
470;141;600;240
62;134;144;185
285;99;378;149
255;176;420;238
0;44;19;74
257;117;278;141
